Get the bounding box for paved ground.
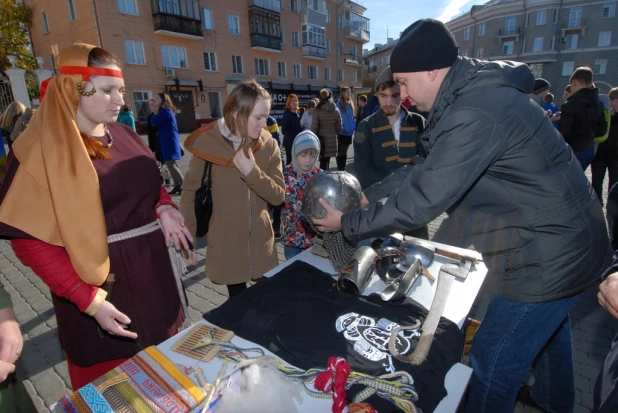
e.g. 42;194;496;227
2;135;617;412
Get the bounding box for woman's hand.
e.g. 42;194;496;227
158;206;194;252
549;113;561;123
361;192;369;207
233;148;256;176
93;301;138;339
0;308;22;368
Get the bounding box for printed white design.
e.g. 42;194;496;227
336;313;421;369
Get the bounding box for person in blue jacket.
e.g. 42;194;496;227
116;104;136;131
151;93;183;195
335;87;356;171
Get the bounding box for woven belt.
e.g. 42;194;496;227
106;220;190;331
107;221;161;244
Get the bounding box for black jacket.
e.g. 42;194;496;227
281;109;302;150
342;57;612;303
353;105;426;189
558;87;607;152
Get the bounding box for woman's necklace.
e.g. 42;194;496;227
93;125;114;148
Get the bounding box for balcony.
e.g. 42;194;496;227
344;57;363;67
497;26;520;43
344;25;370;43
248;0;281;13
152;0;203;39
561;18;587;35
302;45;326;60
250;34;282;52
301;8;327;26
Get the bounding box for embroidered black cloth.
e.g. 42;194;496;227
204;261;464;412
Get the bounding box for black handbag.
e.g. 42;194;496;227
194;160;213;238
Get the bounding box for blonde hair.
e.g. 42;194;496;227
223;79;271;140
338;87;355;115
0;101;26;129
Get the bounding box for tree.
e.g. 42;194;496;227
0;0;34;73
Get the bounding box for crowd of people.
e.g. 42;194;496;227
1;17;618;413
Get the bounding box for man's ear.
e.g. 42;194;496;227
427;70;439;81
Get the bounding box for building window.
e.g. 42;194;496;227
326;7;329;22
477;47;483;58
41;12;50;34
255;58;269;76
162;45;187;68
125;40;145;65
324;67;330;81
278;61;286;77
479;22;486;36
603;3;616;18
133;91;151;123
505;16;516;34
565;33;578;49
228;14;240;35
562;61;575;76
533;37;543;52
595;59;608;74
349;45;357;57
301;24;326;48
232;55;243;74
599;31;612;47
203;52;217;72
536;9;547;25
503;40;514;55
464;27;470;41
293;64;301;78
338;69;344;82
349;70;357;83
201;8;213;30
292;31;299;47
291;0;298;12
249;8;281;38
553;9;558;24
308;66;318;80
568;7;582;27
338;42;343;56
118;0;137;15
67;0;78;21
49;55;57;74
551;36;556;50
208;92;222;118
529;63;543;78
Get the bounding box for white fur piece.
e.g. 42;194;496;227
214;358;303;413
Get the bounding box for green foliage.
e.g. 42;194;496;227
0;0;35;73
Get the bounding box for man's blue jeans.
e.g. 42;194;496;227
575;147;595;171
466;293;581;413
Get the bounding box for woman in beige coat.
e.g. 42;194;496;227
181;80;284;297
311;88;342;170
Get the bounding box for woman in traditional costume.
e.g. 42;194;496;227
0;44;194;390
181;80;284;298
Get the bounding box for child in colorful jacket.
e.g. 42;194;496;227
280;130;321;259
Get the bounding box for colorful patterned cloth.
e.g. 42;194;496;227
54;346;206;413
281;164;320;249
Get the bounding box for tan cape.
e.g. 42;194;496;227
0;44;111;286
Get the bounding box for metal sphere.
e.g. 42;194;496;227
301;171;362;220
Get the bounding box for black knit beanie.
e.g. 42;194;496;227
390;19;459;73
533;78;550;95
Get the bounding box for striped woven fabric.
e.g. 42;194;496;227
54;346;206;413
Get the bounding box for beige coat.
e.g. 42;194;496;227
180;122;285;285
311;101;342;158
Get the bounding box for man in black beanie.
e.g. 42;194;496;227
314;18;611;413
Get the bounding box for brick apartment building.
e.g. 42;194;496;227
362;0;616;106
26;0;370;132
447;0;617;105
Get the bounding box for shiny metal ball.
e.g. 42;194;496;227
301;171;362;220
